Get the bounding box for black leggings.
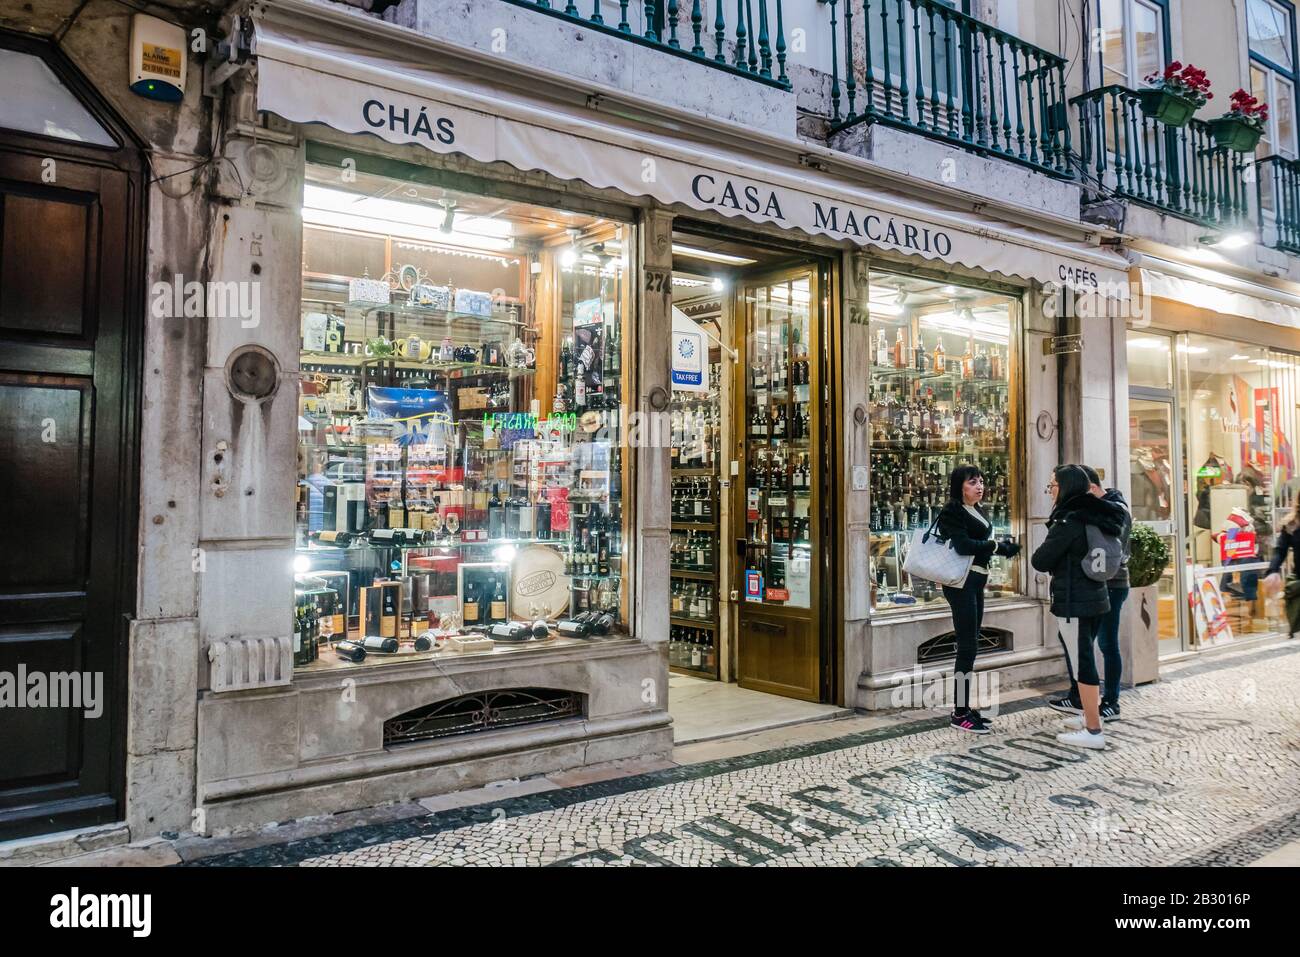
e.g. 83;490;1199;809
1059;615;1103;687
942;572;987;713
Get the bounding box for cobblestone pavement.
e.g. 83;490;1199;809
193;643;1300;867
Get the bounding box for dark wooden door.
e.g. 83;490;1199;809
0;40;140;840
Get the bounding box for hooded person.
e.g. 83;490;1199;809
1032;464;1128;749
1049;466;1133;721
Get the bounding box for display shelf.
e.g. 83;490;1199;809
345;300;527;329
301;350;536;379
671;616;717;630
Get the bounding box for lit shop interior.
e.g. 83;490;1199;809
865;273;1020;613
293;164;631;667
669;231;832;703
1127;331;1300;655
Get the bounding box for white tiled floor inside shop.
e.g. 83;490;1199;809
667;673;852;744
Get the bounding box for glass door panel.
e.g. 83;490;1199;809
1129;396;1182;657
736;266;822;702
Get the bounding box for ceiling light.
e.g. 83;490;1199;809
438;193;456;234
1230;354;1250;360
712;278;726;292
671;243;758;265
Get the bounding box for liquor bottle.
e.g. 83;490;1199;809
893;328;906;369
933;337;946;374
463;579;480;625
536;497;551;541
874;328;888;367
309;530;356;547
961;343;975;380
292;606;304;666
490;576;507;621
488;484;505;540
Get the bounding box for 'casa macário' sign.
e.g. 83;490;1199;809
689;172;955;258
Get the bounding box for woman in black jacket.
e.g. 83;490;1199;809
936;464;1021;733
1031;464;1128;750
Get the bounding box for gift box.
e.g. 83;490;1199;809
454;288;494;318
348;277;391;304
410;284;451;309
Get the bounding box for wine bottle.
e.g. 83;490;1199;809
463;580;480;625
309;530;356;547
490;576;507;621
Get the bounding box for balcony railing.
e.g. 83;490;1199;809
1257;155;1300;254
501;0;792;88
820;0;1072;176
1073;86;1250;229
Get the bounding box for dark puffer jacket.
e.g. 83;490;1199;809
1032;491;1129;618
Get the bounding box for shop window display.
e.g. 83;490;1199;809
866;272;1020;611
1181;337;1288;644
294;164;631;668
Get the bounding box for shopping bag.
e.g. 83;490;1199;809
902;518;974;588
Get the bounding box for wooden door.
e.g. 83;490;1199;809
0;36;141;840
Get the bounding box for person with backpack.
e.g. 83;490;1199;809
1031;464;1127;749
936;464;1022;734
1048;465;1132;722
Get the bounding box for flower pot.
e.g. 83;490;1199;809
1209;116;1263;152
1138;88;1197;127
1120;584;1161;688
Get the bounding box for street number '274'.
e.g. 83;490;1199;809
645;270;671;295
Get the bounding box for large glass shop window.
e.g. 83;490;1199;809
866;271;1020;611
293;163;631;668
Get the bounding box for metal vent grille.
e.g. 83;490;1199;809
207;635;292;692
917;628;1010;664
384;688;584;746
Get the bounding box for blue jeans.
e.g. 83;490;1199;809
1066;586;1127;705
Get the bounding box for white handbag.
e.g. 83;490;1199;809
902;518;974;588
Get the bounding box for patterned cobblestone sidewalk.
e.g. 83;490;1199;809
193;643;1300;867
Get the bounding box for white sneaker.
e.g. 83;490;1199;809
1056;728;1107;749
1062;715;1084;730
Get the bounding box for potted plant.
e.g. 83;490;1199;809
1138;61;1213;127
1121;524;1172;687
1210;89;1268;152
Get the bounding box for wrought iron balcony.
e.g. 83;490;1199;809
1073;85;1250;230
501;0;792;88
1257;154;1300;254
819;0;1072;176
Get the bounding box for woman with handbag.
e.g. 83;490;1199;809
937;465;1021;733
1262;488;1300;637
1031;464;1127;750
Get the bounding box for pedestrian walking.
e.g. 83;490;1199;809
1048;465;1132;722
1262;487;1300;637
937;464;1021;733
1032;464;1127;749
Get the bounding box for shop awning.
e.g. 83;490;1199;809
1135;256;1300;330
250;11;1131;291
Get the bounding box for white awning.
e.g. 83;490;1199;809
252;13;1131;291
1137;256;1300;330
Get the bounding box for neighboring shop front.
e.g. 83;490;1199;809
1126;259;1300;658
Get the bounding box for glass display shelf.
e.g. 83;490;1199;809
341;299;527;329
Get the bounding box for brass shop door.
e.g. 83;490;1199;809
734;267;825;701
